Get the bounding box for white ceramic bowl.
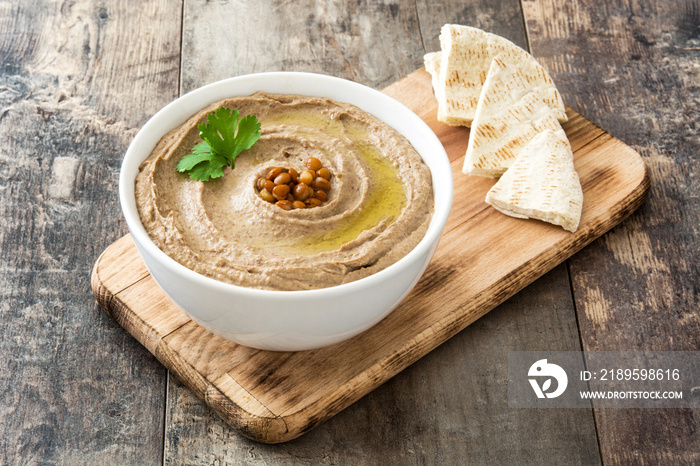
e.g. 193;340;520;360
120;72;453;351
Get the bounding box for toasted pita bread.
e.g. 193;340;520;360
424;52;442;101
463;57;563;177
436;24;567;126
485;128;583;232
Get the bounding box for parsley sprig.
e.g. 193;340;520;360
176;107;261;181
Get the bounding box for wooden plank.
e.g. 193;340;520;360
160;0;603;461
180;0;425;93
93;66;648;447
415;0;530;52
522;0;700;463
0;1;180;464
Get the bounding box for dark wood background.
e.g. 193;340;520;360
1;0;697;464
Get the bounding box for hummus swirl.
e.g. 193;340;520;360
135;92;434;291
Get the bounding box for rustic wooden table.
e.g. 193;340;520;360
2;0;698;464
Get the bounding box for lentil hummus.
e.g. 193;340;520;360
135;92;434;291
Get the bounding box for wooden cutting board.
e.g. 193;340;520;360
91;69;649;444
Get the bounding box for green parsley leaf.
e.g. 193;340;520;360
177;107;262;181
177;142;229;181
176;142;217;172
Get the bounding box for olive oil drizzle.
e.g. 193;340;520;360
297;141;406;253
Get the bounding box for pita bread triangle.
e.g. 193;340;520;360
435;24;566;127
485;128;583;232
423;51;443;103
463;56;563;177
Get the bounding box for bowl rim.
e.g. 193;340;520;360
120;71;453;298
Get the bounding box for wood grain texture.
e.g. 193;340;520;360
160;266;601;465
0;1;180;463
3;0;688;461
415;0;529;52
92;68;648;446
181;0;425;92
523;0;700;463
